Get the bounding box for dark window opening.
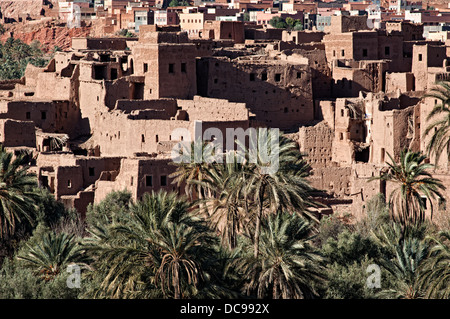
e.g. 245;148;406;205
250;73;256;81
275;73;281;82
181;63;187;73
362;49;368;57
146;175;153;187
26;112;31;119
160;175;167;186
355;148;369;163
297;72;301;79
169;63;174;73
141;134;145;143
93;65;107;80
89;167;95;177
143;63;148;73
111;68;118;80
261;72;267;81
418;54;422;61
41;111;47;120
385;46;390;56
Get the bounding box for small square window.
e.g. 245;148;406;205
250;73;256;81
385;46;390;56
143;63;148;73
26;112;30;119
169;63;174;73
181;63;186;73
261;72;267;81
362;49;368;57
89;167;95;177
41;111;46;120
418;54;422;61
274;73;281;82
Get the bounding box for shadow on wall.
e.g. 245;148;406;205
195;58;316;131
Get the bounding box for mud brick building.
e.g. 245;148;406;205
0;13;448;222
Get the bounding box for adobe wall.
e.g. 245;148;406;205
309;166;352;198
290;48;332;99
94;157;178;202
0;100;74;134
298;121;334;169
314;100;335;128
177;96;249;121
196;57;314;130
154;44;197;99
202;21;245;44
132;42;197;99
411;44;447;91
55;165;84;198
71;37;132;51
282;30;325;44
332;60;387;98
324;15;369;34
385;72;415;93
0;119;36;148
114;98;178;114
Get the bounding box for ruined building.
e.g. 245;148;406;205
0;18;449;222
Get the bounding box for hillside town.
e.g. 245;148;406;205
0;0;449;301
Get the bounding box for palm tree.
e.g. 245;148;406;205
235;129;318;258
423;81;450;167
169;138;218;202
0;146;38;238
197;152;250;250
17;231;89;281
378;236;428;299
369;149;446;227
87;191;221;299
235;212;326;299
419;231;450;298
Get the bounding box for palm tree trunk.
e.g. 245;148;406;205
254;207;262;258
174;267;180;299
254;186;265;258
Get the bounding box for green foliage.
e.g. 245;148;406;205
0;145;39;239
369;149;446;227
17;230;90;282
314;214;349;247
85;190;231;299
322;230;384;266
0;257;81;299
324;256;380;299
269;16;287;29
269;17;303;30
85;189;132;227
235;212;326;298
116;29;135;38
168;0;189;7
0;38;49;80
